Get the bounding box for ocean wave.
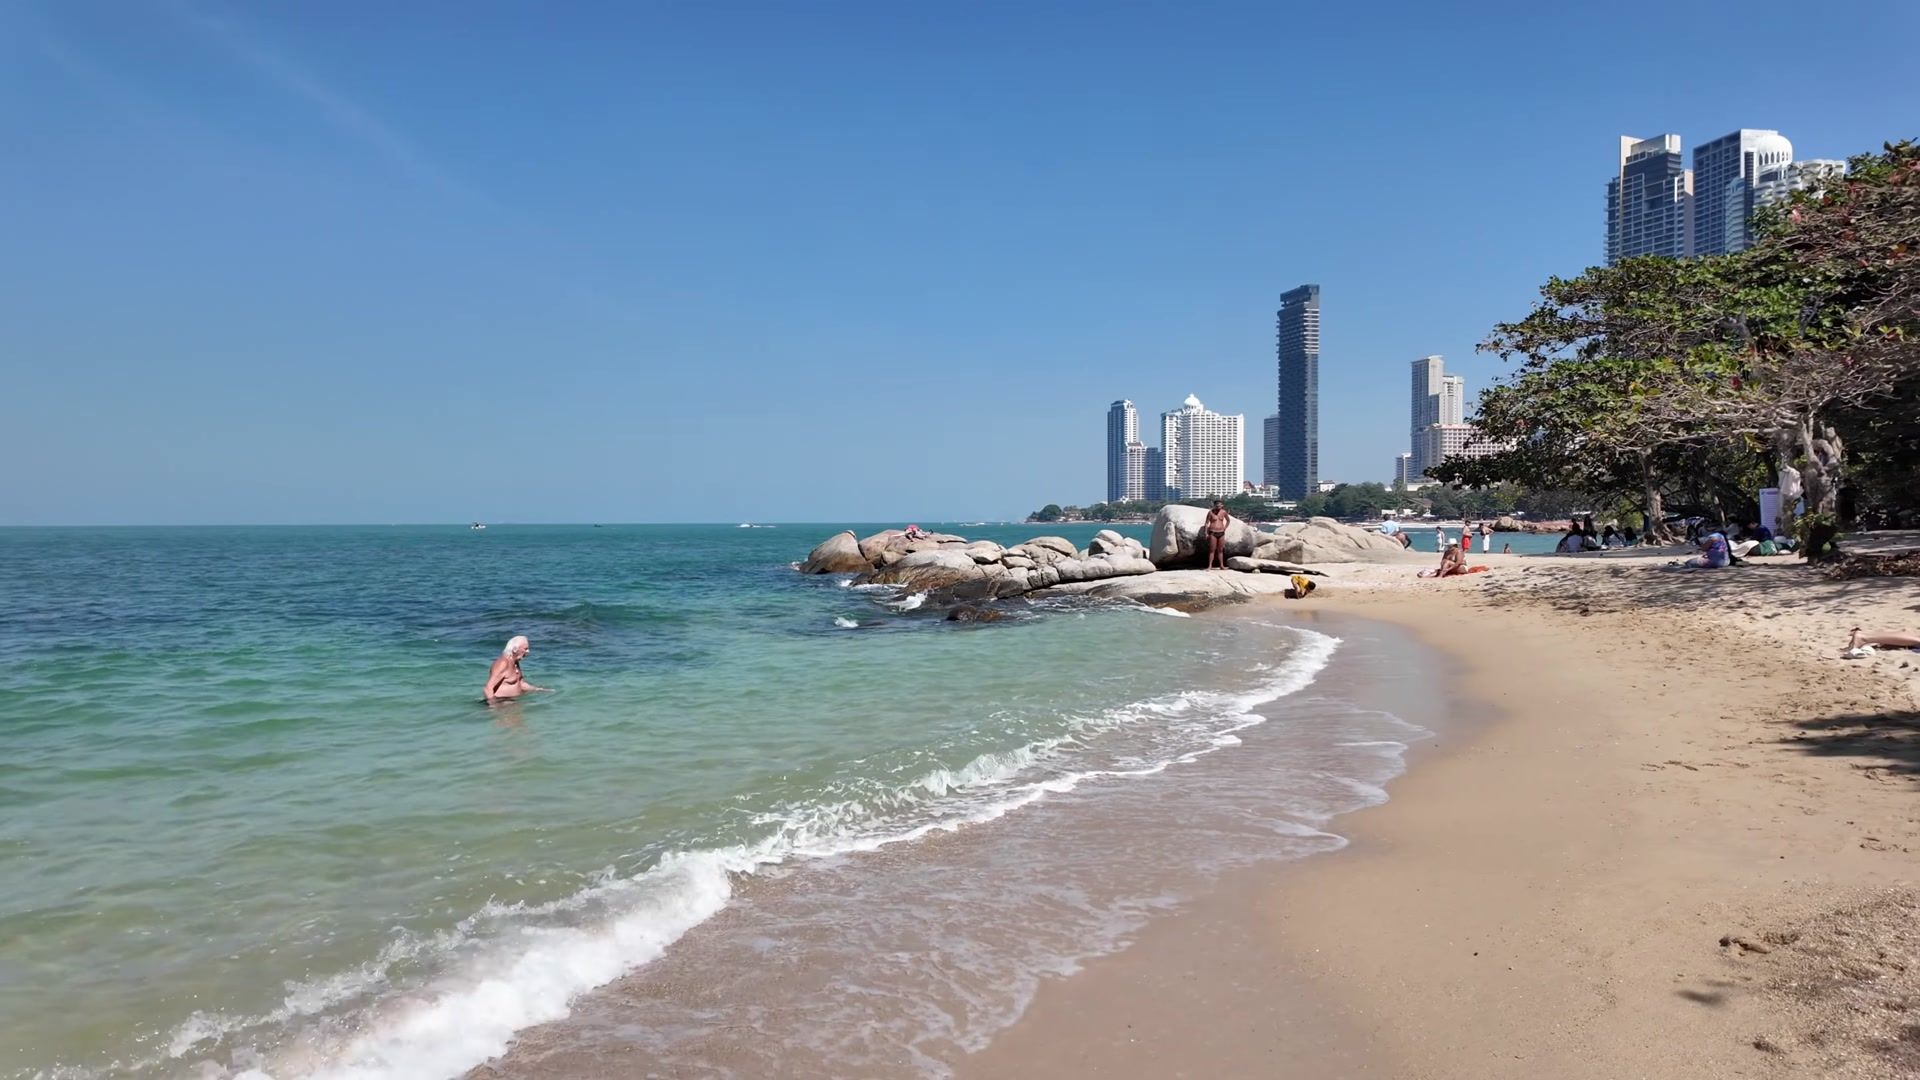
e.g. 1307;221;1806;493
163;628;1342;1080
832;617;858;629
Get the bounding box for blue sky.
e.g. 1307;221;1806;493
3;0;1915;524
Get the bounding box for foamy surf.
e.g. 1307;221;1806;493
161;627;1344;1080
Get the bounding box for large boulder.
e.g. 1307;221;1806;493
1088;530;1148;560
1023;536;1079;558
1148;505;1258;568
1252;535;1306;563
1266;517;1424;565
1046;568;1297;609
1007;542;1072;566
800;531;871;574
960;541;1006;564
1226;556;1318;575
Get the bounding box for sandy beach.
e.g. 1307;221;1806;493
964;536;1920;1078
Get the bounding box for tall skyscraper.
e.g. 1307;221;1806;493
1439;374;1465;425
1122;442;1149;503
1393;452;1414;489
1607;135;1692;264
1144;447;1166;501
1409;356;1467;478
1275;284;1320;500
1105;399;1139;503
1262;414;1281;487
1693;130;1794;256
1159;394;1244;499
1410;355;1445;434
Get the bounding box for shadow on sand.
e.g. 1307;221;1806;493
1779;709;1920;779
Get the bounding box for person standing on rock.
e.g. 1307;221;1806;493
1205;500;1231;570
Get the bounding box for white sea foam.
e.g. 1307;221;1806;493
887;591;927;611
167;626;1343;1080
833;617;858;629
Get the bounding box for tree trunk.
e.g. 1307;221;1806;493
1638;451;1672;542
1797;413;1844;519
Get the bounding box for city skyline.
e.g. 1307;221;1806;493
5;3;1911;524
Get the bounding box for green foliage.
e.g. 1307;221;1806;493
1032;503;1064;523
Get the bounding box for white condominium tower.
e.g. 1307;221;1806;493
1106;399;1141;502
1409;355;1465;478
1693;129;1793;256
1160;394;1244;500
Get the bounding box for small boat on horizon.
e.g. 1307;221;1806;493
470;522;487;530
736;523;776;529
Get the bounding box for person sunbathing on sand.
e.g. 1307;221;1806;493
1419;541;1491;579
485;635;552;703
1843;628;1920;659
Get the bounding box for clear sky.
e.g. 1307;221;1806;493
4;1;1915;525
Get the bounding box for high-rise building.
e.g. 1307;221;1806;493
1262;414;1281;487
1393;452;1414;489
1105;399;1139;503
1410;355;1445;434
1415;423;1505;478
1144;447;1166;502
1746;158;1846;248
1121;442;1149;503
1409;356;1468;478
1275;284;1320;500
1607;135;1692;264
1159;394;1244;499
1693;130;1794;256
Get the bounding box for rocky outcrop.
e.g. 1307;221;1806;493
804;515;1415;611
800;531;871;574
1262;517;1423;565
1225;556;1319;575
1089;529;1149;561
1147;506;1259;567
1045;568;1302;608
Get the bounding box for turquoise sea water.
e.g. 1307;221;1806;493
0;524;1416;1079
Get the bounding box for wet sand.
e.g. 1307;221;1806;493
964;568;1920;1078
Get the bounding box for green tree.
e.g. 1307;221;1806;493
1032;503;1064;523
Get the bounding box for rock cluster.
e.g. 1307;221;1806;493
796;509;1420;608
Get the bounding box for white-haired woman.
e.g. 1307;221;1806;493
484;635;551;703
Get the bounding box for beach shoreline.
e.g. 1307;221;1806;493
961;555;1920;1078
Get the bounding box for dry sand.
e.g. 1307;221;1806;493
962;534;1920;1078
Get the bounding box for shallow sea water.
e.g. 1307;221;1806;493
0;524;1428;1079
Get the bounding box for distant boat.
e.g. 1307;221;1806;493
470;522;487;530
736;523;775;529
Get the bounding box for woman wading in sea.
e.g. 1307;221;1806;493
484;635;552;703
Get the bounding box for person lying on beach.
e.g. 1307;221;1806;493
1842;628;1920;658
484;635;551;703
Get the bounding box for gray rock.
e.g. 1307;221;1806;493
1266;517;1425;565
961;541;1006;564
1252;535;1307;563
800;531;871;574
1001;554;1038;570
1007;543;1071;566
1023;536;1079;558
1148;505;1258;568
1226;556;1317;575
1046;568;1297;608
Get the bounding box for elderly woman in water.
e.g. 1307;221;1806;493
484;635;551;704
